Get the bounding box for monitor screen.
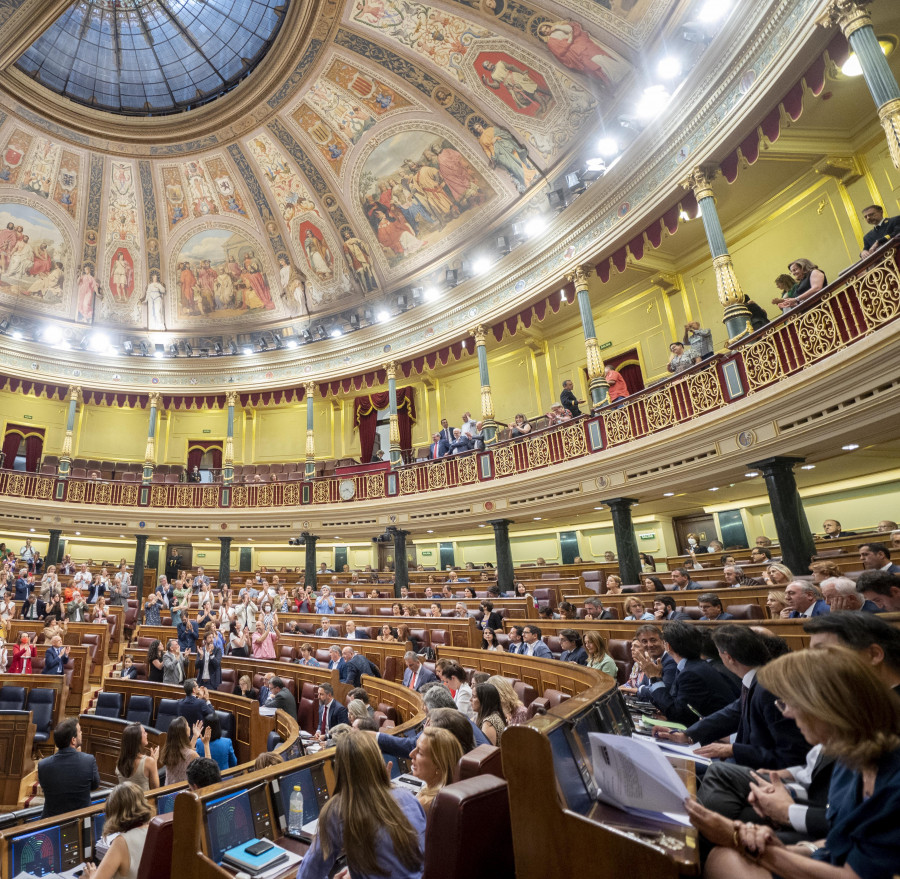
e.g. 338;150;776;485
547;726;593;816
205;786;272;864
155;792;178;815
91;813;105;846
10;821;81;877
277;762;331;827
384;753;406;779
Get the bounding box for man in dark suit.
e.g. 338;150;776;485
438;418;455;447
448;429;473;455
661;626;809;768
784;581;830;618
670;567;701;590
642;622;736;725
427;432;450;460
257;672;275;707
14;567;30;601
402;652;437;690
315;683;348;738
42;636;71;675
178;618;199;654
176;679;215;727
38;718;100;818
327;645;345;676
195;633;222;690
560;379;581;417
558;630;587;665
263;676;298;721
20;593;46;621
165;546;182;582
653;595;692;621
315;617;340;638
626;624;678;694
858;542;900;575
507;626;527;654
343;621;369;640
339;646;373;688
821;518;855;539
697;594;734;621
583;597;614;620
860;204;900;256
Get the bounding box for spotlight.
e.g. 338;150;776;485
91;332;111;352
445;269;458;288
167;343;177;356
258;337;269;351
316;326;327;340
582;158;607;180
511;222;527;240
657;55;683;79
227;339;237;355
397;294;408;310
681;22;713;43
597;137;619;158
424;287;439;302
841;37;894;77
0;317;9;333
330;327;343;339
496;235;511;255
273;334;283;349
42;325;63;344
214;341;223;355
11;329;23;340
285;339;298;349
698;0;729;23
472;256;492;274
122;339;134;354
410;287;424;301
524;216;547;238
565;172;585;194
301;328;313;342
242;345;254;355
636;85;670;120
376;310;390;323
184;341;193;356
349;314;360;329
139;340;150;357
546;189;567;212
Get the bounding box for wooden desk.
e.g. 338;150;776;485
0;711;35;810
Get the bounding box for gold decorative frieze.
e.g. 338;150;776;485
202;486;219;507
256;484;274;507
457;454;477;484
856;261;900;324
232;485;249;507
604;409;632;445
494;445;515;477
150;486;168;507
313;481;330;504
526;435;550;468
744;337;784;390
686;370;723;413
366;474;384;499
427;462;447;490
798;307;841;360
399;468;418;495
562;425;587;459
645;389;676;431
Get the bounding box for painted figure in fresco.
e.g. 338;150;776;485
214;268;236;310
77;265;100;323
341;230;377;292
197;259;217;313
180;261;198;314
303;230;333;281
29;243;53;276
480;59;554;116
7;235;35;278
279;255;309;315
473;122;537;192
27;261;64;301
426;143;477;207
242;253;274;310
0;223;16;271
111;252;132;302
141;273;166;330
536;21;620;86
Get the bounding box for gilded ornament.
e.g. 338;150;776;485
151;486;168;507
681;165;717;202
645;388;676;431
399;468;418;495
121;484;139;506
283;483;301;505
877;98;900;171
712;254;745;307
256;484;274;506
561;425;587;459
177;485;194;508
480;385;495;420
604;408;632;445
856;262;900;324
798;306;841;360
232;485;249;507
527;435;550;467
95;482;112;505
35;477;54;500
428;462;448;490
366;473;385;499
457;454;477;484
584;337;605;379
686;370;723;413
816;0;873;38
493;445;515;477
313;481;330;504
202;486;219;507
744;337;784;389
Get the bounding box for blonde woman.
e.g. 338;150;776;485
411;726;463;816
765;590;787;619
763;564;793;587
82;782;153;879
347;699;369;726
486;675;528;725
605;574;623;595
623;596;654;621
584;630;619;677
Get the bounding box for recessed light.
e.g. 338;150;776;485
29;527;35;532
75;531;81;535
242;346;254;355
597;137;618;157
594;506;604;510
800;464;816;470
744;472;759;477
119;535;125;538
479;524;486;528
205;537;210;541
656;55;682;79
842;444;859;451
472;257;491;274
533;516;542;521
708;487;719;491
663;492;674;497
426;530;434;534
330;328;343;338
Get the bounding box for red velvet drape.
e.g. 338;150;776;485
1;432;21;469
24;434;43;472
187;446;203;472
606;349;645;395
187;440;222;471
2;424;45;470
353;388;416;462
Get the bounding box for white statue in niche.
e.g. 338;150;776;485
141;271;166;330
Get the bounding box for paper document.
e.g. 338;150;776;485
589;732;690;825
640;715;687;731
632;734;712;766
258;706;276;716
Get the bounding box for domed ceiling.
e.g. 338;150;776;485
0;0;680;344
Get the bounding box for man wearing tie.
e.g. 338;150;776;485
438;418;455;446
42;636;71;675
860;204;900;257
402;652;437;690
315;683;348;739
427;432;449;459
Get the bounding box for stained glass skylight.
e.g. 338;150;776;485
15;0;288;115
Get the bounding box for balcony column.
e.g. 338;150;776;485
746;456;817;575
297;532;319;589
390;527;410;599
58;385;81;478
304;382;316;479
566;266;609;410
470;325;499;444
223;392;236;486
599;497;642;586
218;536;232;591
142;393;160;486
819;1;900;168
133;534;148;597
488;519;514;594
46;529;62;566
385;362;402;469
683;166;753;344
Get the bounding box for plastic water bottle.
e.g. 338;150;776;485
288;785;304;835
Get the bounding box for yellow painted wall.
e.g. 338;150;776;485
163;408;234;465
77;404;146;461
0;391;67;453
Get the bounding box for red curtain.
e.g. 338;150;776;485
187;440;223;471
24;434;43;472
353;388;416;462
606;349;645;395
1;432;21;470
2;424;45;470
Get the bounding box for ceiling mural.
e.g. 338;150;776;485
0;0;710;341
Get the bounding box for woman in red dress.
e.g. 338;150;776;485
9;632;34;674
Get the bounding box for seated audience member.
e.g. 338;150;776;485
698;593;733;621
338;646;372;689
583;596;613;620
657;626;809;768
640;552;656;572
403;652;437;690
234;674;259;700
160;717;205;785
176;679;214;726
583;630;618;678
42;635;71;675
481;626;504;652
472;682;507;745
186;757;221;791
749;546;773;565
621;625;677;693
763;564;793;588
819;576;879;612
603;551;616;562
546;402;570;426
605;574;623;594
856;570;900;612
255;752;284;771
670;567;701;590
821;518;854;539
557;601;578;621
877;519;898;532
641;575;666;593
506;625;525;654
772;258;827;311
783;581;829;618
635;621;736;725
115;724;160;791
667;341;698;374
723;564;763;587
686;647;900;879
486;676;528;726
653;595;691;621
410;726;463;817
538;606;558;621
623;597;654;621
509;413;532;437
264;676;299;721
439;663;473;719
298;730;425;879
858;541;900;574
120;655;138;680
558;629;587;665
766;590;788;619
521;624;552;658
197;713;237;770
38;717;100;818
859;202;900;256
81;782;152;879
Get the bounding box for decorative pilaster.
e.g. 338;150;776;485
488;519;514;594
819;1;900;168
223;391;237;485
566;266;609;409
385;362;402;469
218;537;233;591
304;382;316;479
58;385;81;478
296;532;319;589
471;325;498;444
142;393;160;485
598;497;642;587
682;166;753;343
746;457;817;575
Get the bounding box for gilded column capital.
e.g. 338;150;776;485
878;98;900;170
565;265;592;290
302;381;317;398
68;385;82;403
383;361;397;380
225;390;238;407
681;165;719;201
471;325;488;346
148;392;161;409
816;0;872;37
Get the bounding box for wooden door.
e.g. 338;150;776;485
672;514;718;555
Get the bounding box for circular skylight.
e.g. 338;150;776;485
15;0;288;116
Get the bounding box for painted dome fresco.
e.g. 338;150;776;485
0;0;726;352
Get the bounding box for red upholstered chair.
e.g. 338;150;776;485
218;668;236;693
430;629;449;646
457;744;504;781
423;776;514;879
298;696;316;734
137;814;174;879
540;572;561;579
301;682;318;703
315;649;331;664
530;588;553;609
278;644;297;663
541;689;570;708
678;606;703;620
511;681;535;707
725;603;765;620
581;570;602;593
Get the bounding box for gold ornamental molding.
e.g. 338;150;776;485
816;0;873;39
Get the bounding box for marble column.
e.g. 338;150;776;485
133;534;148;598
142;392;160;485
46;529;62;566
488;519;514;594
683;166;753;343
297;532;319;589
566;266;609;409
58;385;80;478
223;392;236;486
471;325;499;444
819;1;900;169
219;537;233;591
385;362;402;469
390;527;410;598
304;382;316;479
599;497;642;586
746;456;817;575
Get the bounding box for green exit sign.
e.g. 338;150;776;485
599;341;612;350
420;550;433;556
23;415;32;420
638;532;655;540
202;429;211;434
197;553;207;558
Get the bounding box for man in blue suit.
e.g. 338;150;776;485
343;621;370;640
785;581;830;619
195;633;222;690
402;652;437;690
339;646;373;688
697;594;734;621
38;719;100;818
315;617;340;638
315;683;349;738
14;567;30;601
42;635;71;675
427;432;450;460
858;542;900;575
626;624;678;694
521;624;553;658
176;679;214;727
178;618;199;654
448;429;473;455
642;621;736;726
507;626;527;654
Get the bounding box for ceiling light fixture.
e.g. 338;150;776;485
597;137;619;158
663;492;674;497
842;443;859;451
636;84;670;120
524;216;547;238
472;256;492;274
708;486;719;491
800;464;816;470
242;346;254;355
698;0;729;23
42;325;63;344
533;516;542;520
657;55;683;79
424;287;439;302
841;37;895;77
330;328;343;339
376;310;390;323
744;471;759;477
